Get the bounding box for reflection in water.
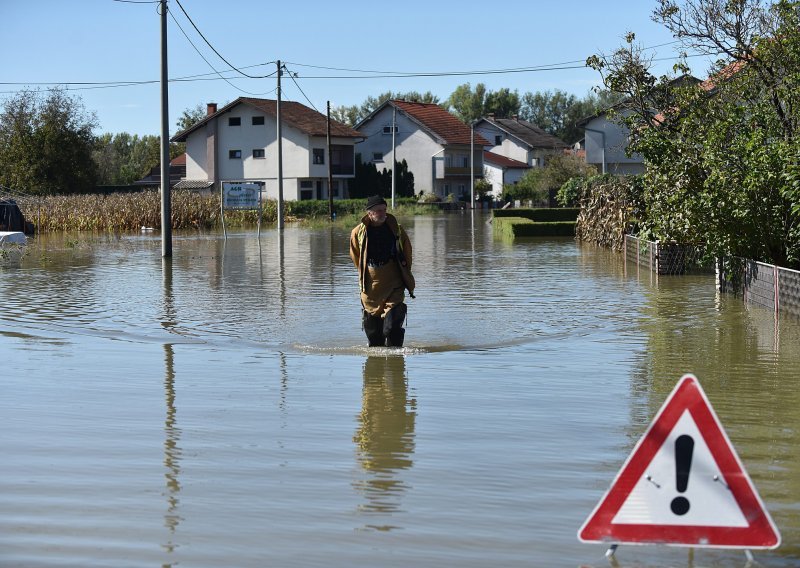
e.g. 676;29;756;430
162;343;182;562
161;259;182;563
353;356;416;530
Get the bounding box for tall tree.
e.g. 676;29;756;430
446;83;487;124
0;88;98;195
520;89;622;144
484;88;521;119
176;103;207;133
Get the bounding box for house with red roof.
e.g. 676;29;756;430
354;100;491;201
482;151;530;199
170;98;363;200
475;114;568;169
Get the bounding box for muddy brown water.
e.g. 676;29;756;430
1;212;798;567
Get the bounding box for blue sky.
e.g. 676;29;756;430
1;0;714;137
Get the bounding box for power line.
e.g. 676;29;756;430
283;65;320;113
168;7;276;96
172;0;275;79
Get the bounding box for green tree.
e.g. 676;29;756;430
519;89;621;144
446;83;488;124
588;0;800;268
350;156;415;198
0;88;98;195
484;88;521;119
93;133;163;186
503;154;596;204
176;103;207;133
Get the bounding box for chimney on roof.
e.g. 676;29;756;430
207;103;218;116
487;113;495;119
513;114;519;122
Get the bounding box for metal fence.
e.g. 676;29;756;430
624;235;710;275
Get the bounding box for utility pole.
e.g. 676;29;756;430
276;60;284;230
159;0;172;256
470;122;475;210
327;101;334;221
391;105;396;209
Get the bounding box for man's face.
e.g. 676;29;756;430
367;204;387;225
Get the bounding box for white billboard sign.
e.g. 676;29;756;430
222;182;260;210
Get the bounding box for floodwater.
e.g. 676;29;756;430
1;212;799;568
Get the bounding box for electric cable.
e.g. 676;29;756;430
172;0;276;79
169;8;276;96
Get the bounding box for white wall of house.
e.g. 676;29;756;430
583;113;644;175
356;106;442;195
183;103;356;200
484;163;527;198
475;123;531;165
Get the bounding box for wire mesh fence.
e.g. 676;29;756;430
624;235;712;275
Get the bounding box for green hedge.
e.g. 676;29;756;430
493;216;576;238
287;197;419;218
493;207;579;222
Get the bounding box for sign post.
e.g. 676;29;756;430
579;374;780;555
221;182;262;239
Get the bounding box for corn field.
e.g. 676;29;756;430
575;177;639;251
13;191;282;233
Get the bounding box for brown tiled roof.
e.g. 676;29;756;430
483;117;568;149
173;180;215;190
171;97;362;142
483;151;530;169
391;100;491;146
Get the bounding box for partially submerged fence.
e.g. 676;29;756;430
624;234;800;318
717;259;800;318
623;235;709;275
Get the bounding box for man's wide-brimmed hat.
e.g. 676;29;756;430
365;195;387;210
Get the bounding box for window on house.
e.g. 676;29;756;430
253;149;265;159
495;135;502;145
300;190;313;200
313;148;325;165
445;155;452;167
252;116;265;126
229;149;242;159
300;180;313;189
383;125;398;134
228;117;241;126
461;155;469;167
373;152;383;161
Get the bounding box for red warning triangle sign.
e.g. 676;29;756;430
579;374;780;548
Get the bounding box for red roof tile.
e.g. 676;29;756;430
483;151;530;169
391;100;491;146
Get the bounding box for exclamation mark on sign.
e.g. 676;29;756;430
670;434;694;515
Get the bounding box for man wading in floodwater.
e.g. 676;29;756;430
350;195;415;347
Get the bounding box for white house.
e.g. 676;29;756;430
474;115;568;168
482;152;530;199
354;100;491;200
576;109;644;175
171;98;364;200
